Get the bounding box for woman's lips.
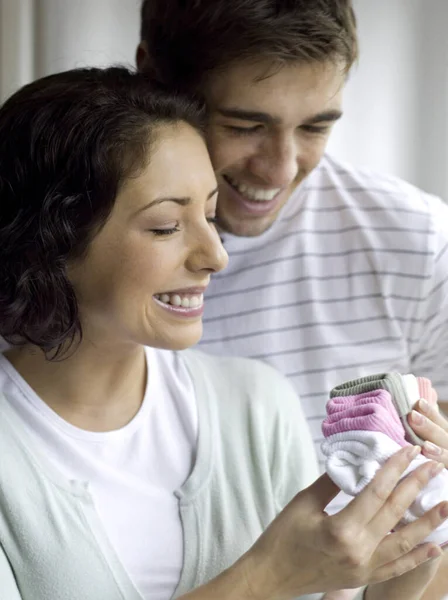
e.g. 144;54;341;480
153;289;205;317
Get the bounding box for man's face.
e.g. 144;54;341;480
204;59;346;237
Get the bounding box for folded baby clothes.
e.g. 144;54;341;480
330;372;423;445
417;376;438;407
321;430;448;546
322;378;448;547
323;391;408;448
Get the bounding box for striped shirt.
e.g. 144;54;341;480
199;154;448;472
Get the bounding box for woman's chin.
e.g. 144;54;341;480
142;325;203;352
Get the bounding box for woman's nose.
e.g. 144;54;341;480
186;225;229;274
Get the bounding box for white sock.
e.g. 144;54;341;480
402;373;420;408
322;430;448;546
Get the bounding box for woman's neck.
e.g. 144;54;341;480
4;341;148;432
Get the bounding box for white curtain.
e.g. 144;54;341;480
328;0;448;202
0;0;140;99
1;0;447;202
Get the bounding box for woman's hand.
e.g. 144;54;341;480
238;446;447;600
365;552;443;600
322;590;359;599
409;399;448;466
179;447;447;600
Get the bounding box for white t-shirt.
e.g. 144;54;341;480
0;347;197;600
200;154;448;478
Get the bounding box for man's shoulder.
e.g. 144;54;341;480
300;154;448;236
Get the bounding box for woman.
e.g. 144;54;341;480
0;67;445;600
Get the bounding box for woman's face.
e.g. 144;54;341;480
69;123;228;351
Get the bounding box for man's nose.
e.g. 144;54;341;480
250;135;299;187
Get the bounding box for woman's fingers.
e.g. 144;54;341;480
422;440;448;468
371;500;448;568
412;398;448;430
371;542;442;584
409;400;448;466
367;459;445;540
322;590;359;600
336;446;421;529
365;552;443;600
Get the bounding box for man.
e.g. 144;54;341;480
136;1;448;597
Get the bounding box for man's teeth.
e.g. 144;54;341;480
226;176;280;202
156;293;204;308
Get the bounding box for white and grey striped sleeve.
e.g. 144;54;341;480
409;194;448;400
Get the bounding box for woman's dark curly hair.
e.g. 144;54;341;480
0;66;205;359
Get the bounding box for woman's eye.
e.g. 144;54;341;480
207;216;219;226
150;226;180;236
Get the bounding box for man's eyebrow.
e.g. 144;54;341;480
217;108;281;125
216;107;343;126
136;186;219;214
303;110;343;125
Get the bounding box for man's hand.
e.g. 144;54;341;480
239;446;447;600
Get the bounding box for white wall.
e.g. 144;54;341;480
327;0;421;184
327;0;448;200
0;0;140;99
417;0;448;201
1;0;447;200
34;0;140;75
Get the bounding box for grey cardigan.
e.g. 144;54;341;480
0;349;329;600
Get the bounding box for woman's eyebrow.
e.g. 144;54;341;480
136;186;219;215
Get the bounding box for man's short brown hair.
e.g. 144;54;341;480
140;0;358;93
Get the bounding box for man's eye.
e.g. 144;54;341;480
225;125;263;136
301;124;330;134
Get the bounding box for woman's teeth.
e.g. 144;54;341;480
155;293;204;308
226;175;281;202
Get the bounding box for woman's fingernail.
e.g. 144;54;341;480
407;445;421;458
411;410;425;425
424;441;442;455
441;503;448;519
431;462;444;476
418;398;430;414
428;546;442;559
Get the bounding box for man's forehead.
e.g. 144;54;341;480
206;63;345;126
205;59;346;107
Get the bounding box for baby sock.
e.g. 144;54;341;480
417;377;438;407
323;391;408;447
330;373;424;445
323;373;447;546
321;429;448;546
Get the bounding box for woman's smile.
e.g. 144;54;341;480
153;286;207;318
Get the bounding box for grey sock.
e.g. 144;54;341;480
330;372;424;445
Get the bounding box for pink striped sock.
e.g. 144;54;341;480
323;390;409;447
417;377;438;406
